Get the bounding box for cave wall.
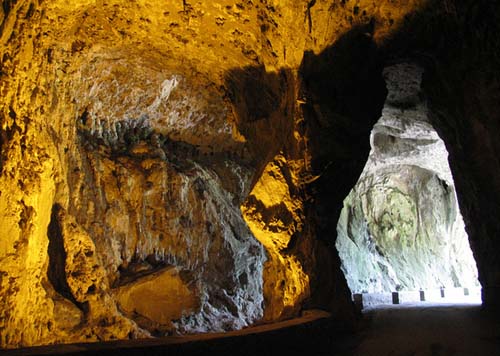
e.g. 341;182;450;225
424;26;500;311
1;0;499;349
379;0;500;310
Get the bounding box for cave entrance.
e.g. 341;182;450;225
335;63;481;308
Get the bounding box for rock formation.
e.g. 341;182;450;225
337;63;479;293
1;0;500;350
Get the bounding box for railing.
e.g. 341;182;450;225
352;287;482;310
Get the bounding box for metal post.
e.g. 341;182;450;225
392;291;400;304
353;293;363;310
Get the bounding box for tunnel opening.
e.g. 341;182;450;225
335;62;481;309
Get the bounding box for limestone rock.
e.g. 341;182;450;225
2;0;499;350
49;205;150;344
114;267;199;335
242;153;310;322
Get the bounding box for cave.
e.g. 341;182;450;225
1;1;500;355
336;62;481;299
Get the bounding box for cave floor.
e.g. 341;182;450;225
351;303;500;356
3;305;500;356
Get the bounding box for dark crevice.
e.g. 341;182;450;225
0;126;3;174
2;0;15;15
0;109;23;175
0;0;16;35
115;258;172;288
47;203;81;309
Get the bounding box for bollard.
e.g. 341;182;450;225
440;287;445;298
392;292;400;304
353;293;363;310
419;290;426;302
464;287;470;296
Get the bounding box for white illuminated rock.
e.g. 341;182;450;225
337;63;480;294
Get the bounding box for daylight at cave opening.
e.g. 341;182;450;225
336;62;481;303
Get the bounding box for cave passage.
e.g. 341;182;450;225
335;63;481;305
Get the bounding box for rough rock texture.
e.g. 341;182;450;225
69;69;268;332
1;0;500;350
338;165;479;293
114;266;199;335
337;63;479;293
1;0;407;347
242;153;310;322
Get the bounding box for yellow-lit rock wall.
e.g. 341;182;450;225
0;0;427;349
242;153;310;321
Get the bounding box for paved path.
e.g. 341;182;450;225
349;303;500;356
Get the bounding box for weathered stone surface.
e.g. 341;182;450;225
114;267;199;335
68;63;268;332
242;153;310;322
4;1;421;347
336;63;479;293
1;0;500;350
